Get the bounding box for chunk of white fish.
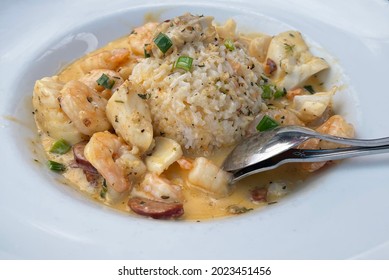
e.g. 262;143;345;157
266;31;329;90
292;87;336;122
187;157;232;198
145;137;183;175
106;81;153;154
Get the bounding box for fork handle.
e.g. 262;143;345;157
284;145;389;162
307;130;389;147
230;145;389;183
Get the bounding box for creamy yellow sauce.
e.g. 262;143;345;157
38;31;323;221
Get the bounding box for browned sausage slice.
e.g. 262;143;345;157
128;197;184;219
72;141;98;174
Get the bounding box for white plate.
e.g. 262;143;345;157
1;0;389;259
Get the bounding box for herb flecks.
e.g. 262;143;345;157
100;179;108;199
137;93;151;100
227;205;253;215
284;43;295;53
304;85;315;94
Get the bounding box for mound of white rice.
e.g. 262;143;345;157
129;14;264;154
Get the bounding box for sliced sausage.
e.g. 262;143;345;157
128;197;184;219
72;141;98;174
83;170;100;185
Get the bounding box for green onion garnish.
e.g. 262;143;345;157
304;85;315;94
96;73;115;89
153;32;173;54
47;160;66;173
260;84;286;100
174;56;193;71
224;38;235;51
49;139;71;154
273;88;286;99
256;115;279;132
261;84;273;99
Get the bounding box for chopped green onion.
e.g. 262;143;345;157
144;44;151;58
224;38;235;51
174;56;193;71
49;139;71;154
273;88;286;99
261;84;273;99
256;115;279;132
47;160;66;172
260;84;286;100
153;32;173;54
96;73;115;89
304;85;315;94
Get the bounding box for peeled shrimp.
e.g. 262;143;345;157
80;48;130;72
131;173;183;204
32;76;86;144
299;115;355;172
84;131;146;194
79;69;124;99
128;22;158;56
60;80;112;136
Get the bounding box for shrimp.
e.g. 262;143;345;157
131;173;183;204
84;131;146;195
316;115;355;149
299;115;355;172
79;69;124;99
32;76;86;144
80;48;130;72
60;80;112;136
128;22;159;56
